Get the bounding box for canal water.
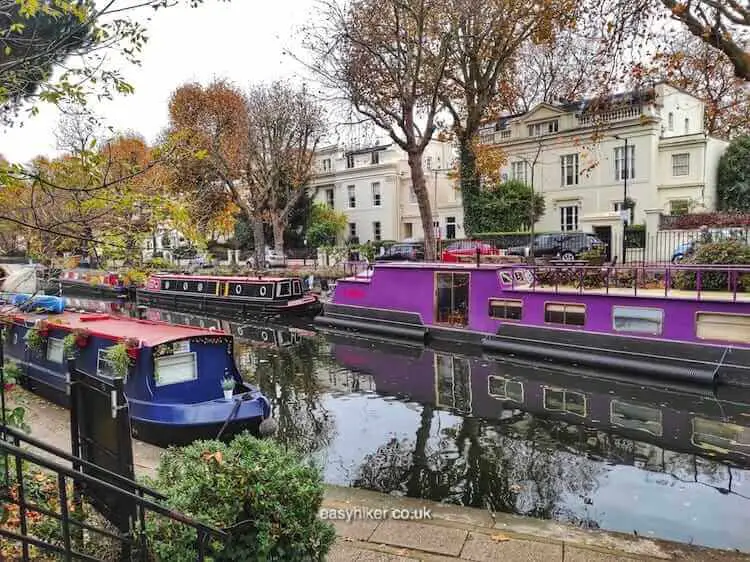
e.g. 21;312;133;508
71;298;750;552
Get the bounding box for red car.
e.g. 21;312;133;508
441;241;501;262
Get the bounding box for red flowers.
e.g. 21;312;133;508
72;328;90;348
123;337;141;360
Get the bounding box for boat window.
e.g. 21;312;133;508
277;281;292;298
696;312;750;344
488;299;522;320
692;417;750;456
487;375;523;402
13;332;18;345
292;279;302;295
434;354;472;412
613;306;663;335
610;400;663;436
499;271;512;285
435;272;470;326
543;387;587;417
46;337;64;364
97;348;118;378
154;352;198;387
544;302;585;326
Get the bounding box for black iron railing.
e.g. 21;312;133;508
0;430;228;561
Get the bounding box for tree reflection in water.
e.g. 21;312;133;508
236;336;335;455
353;406;602;525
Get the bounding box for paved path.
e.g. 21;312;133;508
7;388;750;562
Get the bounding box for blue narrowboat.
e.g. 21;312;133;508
1;300;276;447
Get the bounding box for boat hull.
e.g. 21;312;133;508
7;351;271;448
137;288;322;317
317;302;750;387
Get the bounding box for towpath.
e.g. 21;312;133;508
7;388;750;562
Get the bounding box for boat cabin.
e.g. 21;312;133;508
145;274;306;301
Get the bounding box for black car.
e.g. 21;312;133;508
507;233;605;260
375;242;425;262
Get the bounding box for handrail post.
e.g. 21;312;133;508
697;268;702;301
58;473;72;561
15;449;29;561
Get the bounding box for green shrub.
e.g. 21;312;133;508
144;433;335;562
674;240;750;291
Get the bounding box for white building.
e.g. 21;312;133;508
480;83;728;238
310;140;464;243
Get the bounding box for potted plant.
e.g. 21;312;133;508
221;377;235;400
62;333;78;359
123;337;141;360
24;325;46;353
103;343;133;379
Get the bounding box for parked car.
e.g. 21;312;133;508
375;242;425;262
506;233;606;260
246;249;288;268
441;241;500;262
671;239;696;263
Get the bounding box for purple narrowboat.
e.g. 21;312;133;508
315;262;750;386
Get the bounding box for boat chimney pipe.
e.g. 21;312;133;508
476;244;480;268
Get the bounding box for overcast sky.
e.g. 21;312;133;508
0;0;316;164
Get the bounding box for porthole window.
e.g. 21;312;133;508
197;282;203;292
165;281;171;289
235;285;242;295
183;282;188;290
260;286;267;296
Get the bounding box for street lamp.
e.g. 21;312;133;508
613;135;629;265
429;162;454;255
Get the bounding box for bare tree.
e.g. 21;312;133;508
302;0;451;259
442;0;575;235
245;82;325;253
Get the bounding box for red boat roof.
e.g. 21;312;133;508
150;273;296;282
4;310;228;347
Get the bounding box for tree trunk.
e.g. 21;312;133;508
271;214;285;253
458;137;480;237
407;151;436;261
252;218;265;268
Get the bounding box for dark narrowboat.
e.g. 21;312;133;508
137;273;321;317
42;268;135;300
1;302;276;447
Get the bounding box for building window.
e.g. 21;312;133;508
560;154;578;186
511;161;527;184
371;151;379;165
696;312;750;344
672;153;689;176
488;298;523;320
669;199;690;215
403;222;413;239
348;222;357;238
684;118;690;133
347;185;356;208
325;188;334;209
373;221;381;241
528;120;558;137
322;158;332;172
613;201;633;225
425;156;432;170
346;154;355;168
614;145;635;180
409;186;417;203
668;112;674;130
613;306;664;335
544;302;586;326
446;216;456;239
560;205;578;231
371;182;381;207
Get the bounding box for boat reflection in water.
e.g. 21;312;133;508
321;330;750;552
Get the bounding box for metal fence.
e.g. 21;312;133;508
644;227;750;264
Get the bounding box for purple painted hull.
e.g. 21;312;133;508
320;263;750;386
328;334;750;466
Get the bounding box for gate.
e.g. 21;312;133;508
68;359;136;536
593;226;612;261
